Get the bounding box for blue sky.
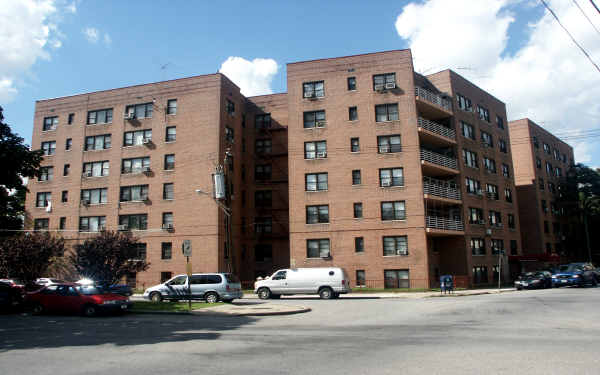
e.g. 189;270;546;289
2;0;599;166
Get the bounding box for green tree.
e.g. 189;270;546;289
0;232;66;286
0;106;44;235
69;231;150;285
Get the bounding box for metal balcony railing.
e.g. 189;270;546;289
423;177;461;200
415;87;452;111
417;117;456;140
420;149;458;170
426;216;464;231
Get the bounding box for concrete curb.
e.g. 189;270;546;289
129;305;312;317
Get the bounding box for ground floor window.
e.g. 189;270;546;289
472;266;488;284
384;269;409;289
356;270;366;287
160;272;172;283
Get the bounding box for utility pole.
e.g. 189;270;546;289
498;248;502;289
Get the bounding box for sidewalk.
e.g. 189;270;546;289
241;287;516;299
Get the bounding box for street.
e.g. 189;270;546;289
1;288;598;374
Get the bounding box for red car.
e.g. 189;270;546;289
26;283;132;316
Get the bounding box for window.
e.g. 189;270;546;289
350;138;360;152
489;211;502;226
349;106;358;121
306;205;329;224
373;73;396;90
34;218;49;231
383;236;408;256
544;221;549;233
536;158;542;169
356;270;366;287
63;164;70;176
85;134;111;151
381;201;406;220
59;217;66;230
481;131;493;148
502;164;510;178
548;182;556;194
504;188;513;203
499;139;507;153
469;207;484;224
39;166;54;181
347;77;356;91
160;272;172;283
460;121;475;140
555;167;562;177
546;162;552;175
125;103;153;119
43;116;58;131
384;269;409;289
377;135;401;153
87;108;113;125
41;141;56;155
255;114;271;129
225;99;235;115
304;141;326;159
353;202;363;218
491;239;504;255
496;115;504;129
133;244;147;260
307;239;330;258
379;168;404;187
477;105;490;122
484;157;496;173
166;126;176;142
486;184;499;200
352;170;361;185
164;154;175;170
83;161;109;177
80;188;107;205
119;214;148;230
167;99;177;115
121;157;150;174
463;149;478;168
510;240;518;255
120;185;149;202
225;126;234;143
162;212;173;228
542;200;548;213
79;216;106;232
471;238;486;255
255;139;272;154
305;173;328;191
65;138;72;151
303;81;324;98
124;129;152;147
465;177;482;195
68;113;74;125
457;93;472;112
255;245;273;262
255;164;272;181
532;136;539;148
508;214;515;229
473;266;488;284
254;217;272;233
375;103;399;122
543;143;551;154
355;237;364;252
255;190;272;207
163;183;174;200
36;192;51;208
303;110;326;128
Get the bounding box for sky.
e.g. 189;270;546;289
1;0;599;166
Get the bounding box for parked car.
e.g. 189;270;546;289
36;278;66;286
26;283;132;316
254;267;351;299
552;263;598;287
143;273;243;303
75;278;133;296
0;281;25;311
0;279;25;288
514;271;552;290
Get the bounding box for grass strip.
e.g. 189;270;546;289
131;301;223;312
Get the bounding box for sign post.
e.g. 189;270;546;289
182;240;192;311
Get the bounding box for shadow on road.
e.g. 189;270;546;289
0;312;257;352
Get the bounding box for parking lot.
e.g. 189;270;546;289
1;287;599;375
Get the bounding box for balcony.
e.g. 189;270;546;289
425;216;465;236
423;177;461;203
420;148;459;176
415;87;453;120
417;117;456;146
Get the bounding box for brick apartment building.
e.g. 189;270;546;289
26;49;524;289
509;118;574;269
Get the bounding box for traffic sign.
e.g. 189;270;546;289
182;240;192;257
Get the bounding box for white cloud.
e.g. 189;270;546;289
0;0;70;102
66;1;77;13
83;27;99;43
396;0;600;165
219;57;278;96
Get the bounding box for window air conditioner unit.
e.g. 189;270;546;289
477;219;486;225
385;82;396;90
316;151;327;158
142;166;151;174
304;92;315;99
380;145;391;153
486;192;494;198
485;228;493;236
82;199;90;206
476;190;483;196
315;121;326;127
83;171;92;178
374;84;385;91
381;180;392;187
117;224;128;231
162;223;174;231
142;138;152;145
125;112;136;120
45;201;52;213
496;223;503;228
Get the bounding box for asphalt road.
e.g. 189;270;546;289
1;287;598;375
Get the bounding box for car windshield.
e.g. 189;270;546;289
77;286;109;295
519;273;535;279
558;265;570;272
225;274;240;283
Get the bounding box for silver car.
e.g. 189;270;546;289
143;273;242;303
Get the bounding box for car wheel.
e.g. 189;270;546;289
30;303;44;315
150;292;163;303
204;292;219;304
257;287;271;300
82;304;97;317
319;287;333;300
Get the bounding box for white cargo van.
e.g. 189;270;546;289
254;267;351;299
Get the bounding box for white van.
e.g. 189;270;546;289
254;267;351;299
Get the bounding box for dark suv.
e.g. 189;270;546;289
552;263;598;287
